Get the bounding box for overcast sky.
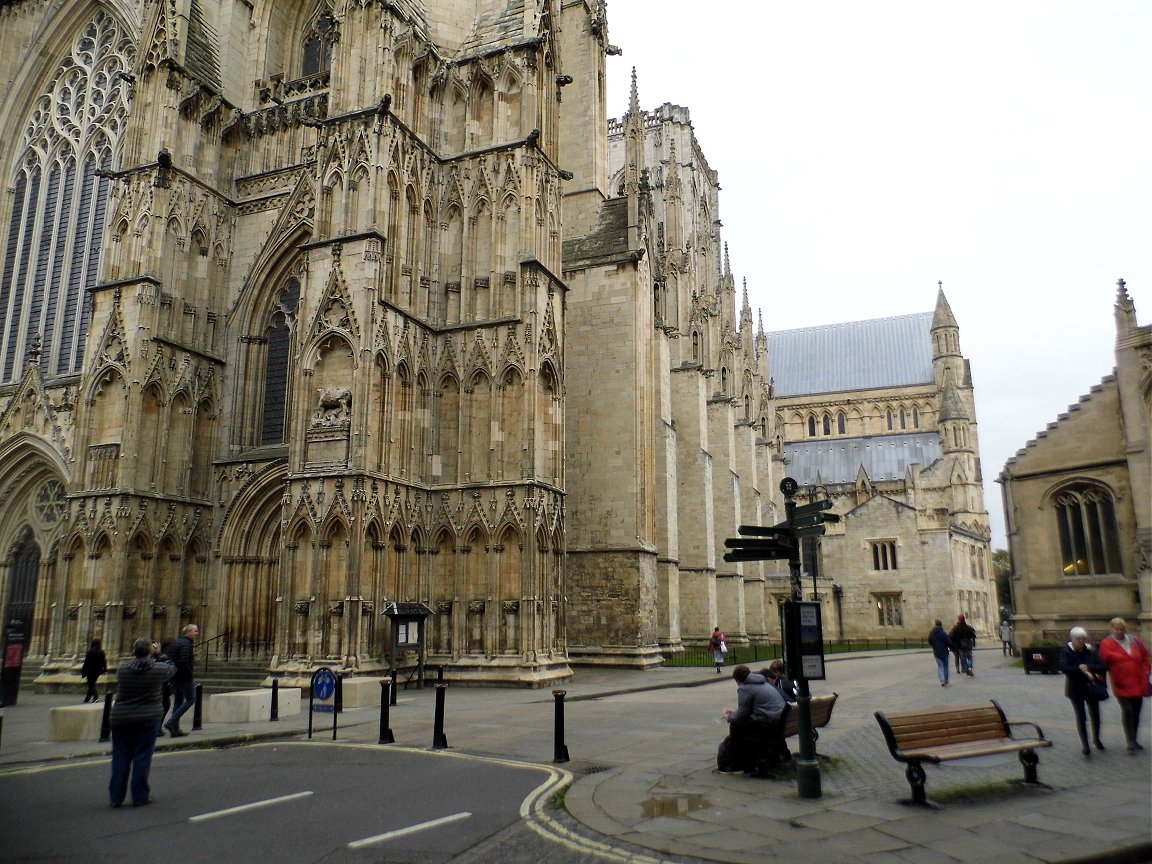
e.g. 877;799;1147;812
603;1;1151;548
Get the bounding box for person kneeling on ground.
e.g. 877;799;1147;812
717;665;787;775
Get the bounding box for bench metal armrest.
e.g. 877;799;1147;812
1005;720;1047;741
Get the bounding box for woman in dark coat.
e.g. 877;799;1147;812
1059;626;1108;756
79;638;106;703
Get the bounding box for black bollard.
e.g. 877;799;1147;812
270;678;279;721
552;689;570;763
432;683;448;749
437;665;444;683
99;691;113;742
192;683;203;730
388;668;397;706
378;679;394;744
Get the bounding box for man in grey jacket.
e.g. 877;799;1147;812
109;637;174;807
718;665;787;773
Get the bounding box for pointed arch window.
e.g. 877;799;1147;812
0;13;132;383
1054;484;1122;576
836;411;846;435
808;415;816;437
260;278;301;445
822;414;831;436
302;11;337;77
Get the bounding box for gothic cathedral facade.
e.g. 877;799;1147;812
0;0;993;688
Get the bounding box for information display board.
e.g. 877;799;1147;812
783;601;826;681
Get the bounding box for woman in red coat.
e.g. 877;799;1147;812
1097;617;1152;752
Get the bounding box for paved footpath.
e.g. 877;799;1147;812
1;649;1149;863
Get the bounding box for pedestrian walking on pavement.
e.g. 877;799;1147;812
109;638;174;807
928;619;953;686
1097;617;1151;753
950;614;976;676
709;627;727;673
163;623;198;737
80;638;106;703
1059;626;1108;756
1000;621;1014;656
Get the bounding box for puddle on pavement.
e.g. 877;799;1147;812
640;794;712;818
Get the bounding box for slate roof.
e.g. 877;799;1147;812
185;0;221;91
782;432;941;485
767;312;934;397
460;0;533;56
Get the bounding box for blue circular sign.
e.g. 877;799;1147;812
312;667;336;701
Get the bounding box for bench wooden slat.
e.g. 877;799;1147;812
900;738;1050;763
781;692;838;739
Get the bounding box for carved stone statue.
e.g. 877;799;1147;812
314;386;352;424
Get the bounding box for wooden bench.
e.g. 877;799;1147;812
781;692;838;752
874;701;1052;806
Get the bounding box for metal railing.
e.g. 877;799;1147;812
664;636;928;668
198;631;230;674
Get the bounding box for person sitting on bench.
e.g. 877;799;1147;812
761;658;797;701
717;665;787;774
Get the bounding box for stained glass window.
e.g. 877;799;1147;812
0;12;132;382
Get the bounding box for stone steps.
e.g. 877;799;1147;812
195;658;270;694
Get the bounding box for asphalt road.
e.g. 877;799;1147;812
0;743;571;863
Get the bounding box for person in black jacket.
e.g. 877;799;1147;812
1060;626;1108;756
80;638;106;702
949;614;976;677
163;623;198;737
928;620;954;686
109;638;174;807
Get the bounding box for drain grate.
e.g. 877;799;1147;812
567;762;613;775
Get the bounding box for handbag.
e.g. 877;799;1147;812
719;641;728;654
1086;678;1109;702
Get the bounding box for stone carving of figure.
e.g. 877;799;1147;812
315;387;352;424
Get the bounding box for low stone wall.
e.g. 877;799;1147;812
205;687;301;723
48;703;104;741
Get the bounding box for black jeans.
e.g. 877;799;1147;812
1068;696;1101;747
167;679;196;730
1116;696;1144;746
726;719;785;771
109;721;159;806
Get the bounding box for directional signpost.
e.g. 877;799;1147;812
308;667;339;740
722;476;840;800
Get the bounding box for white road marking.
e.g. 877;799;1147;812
188;790;314;822
347;811;472;848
